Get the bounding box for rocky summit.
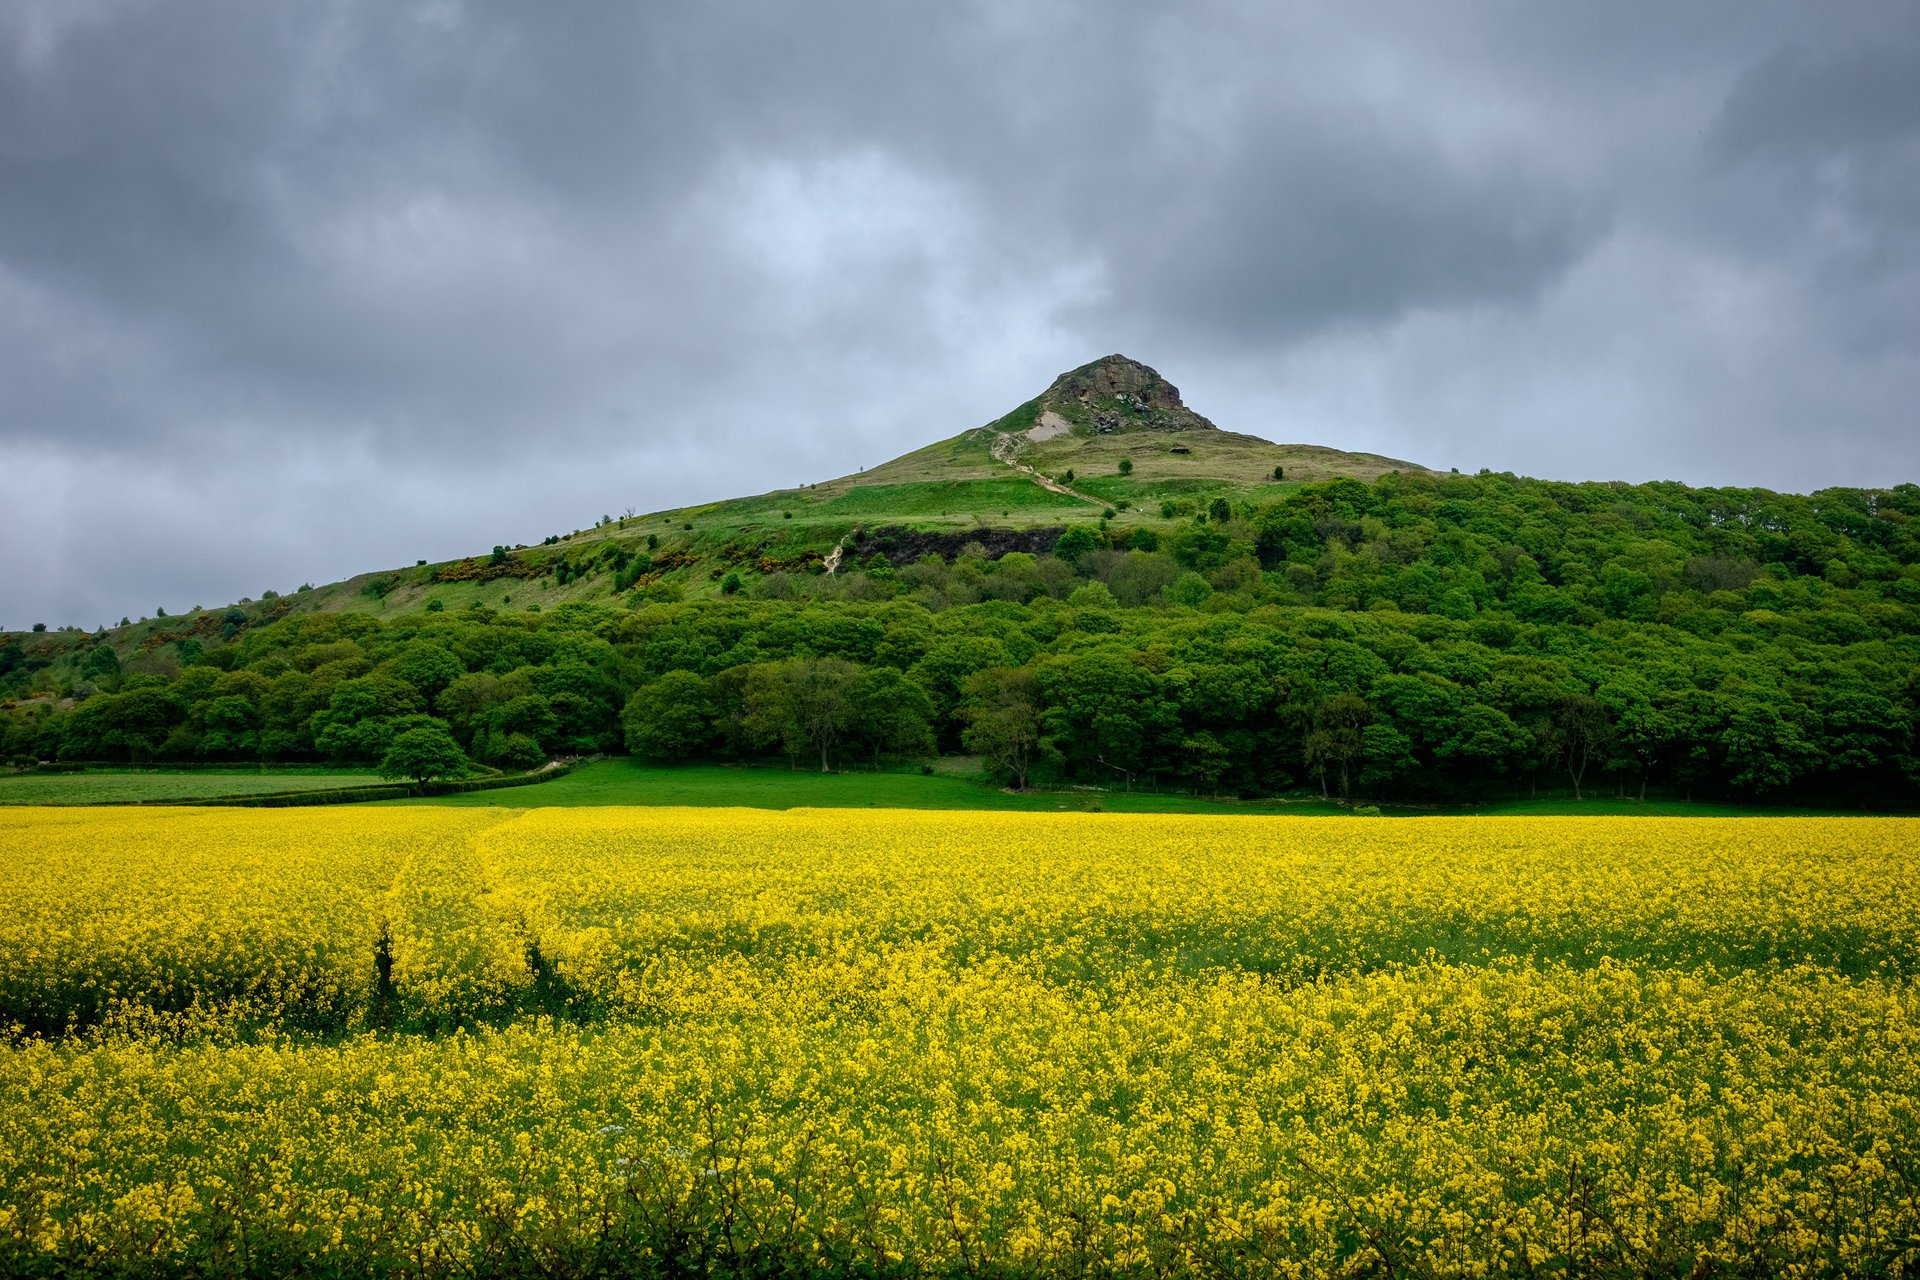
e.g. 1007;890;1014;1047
1034;354;1220;434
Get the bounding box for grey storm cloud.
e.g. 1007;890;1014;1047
4;0;1920;627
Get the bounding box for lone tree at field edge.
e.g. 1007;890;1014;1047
380;722;469;787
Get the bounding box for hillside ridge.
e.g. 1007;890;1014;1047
9;356;1430;631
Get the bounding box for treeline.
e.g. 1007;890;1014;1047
4;470;1918;804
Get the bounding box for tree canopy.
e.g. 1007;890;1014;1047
6;470;1918;807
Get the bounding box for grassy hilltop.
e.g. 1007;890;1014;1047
178;355;1426;625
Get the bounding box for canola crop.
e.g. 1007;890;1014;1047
1;808;1917;1278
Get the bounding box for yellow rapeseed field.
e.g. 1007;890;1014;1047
1;807;1916;1277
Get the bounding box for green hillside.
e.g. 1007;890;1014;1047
92;356;1423;628
12;352;1916;813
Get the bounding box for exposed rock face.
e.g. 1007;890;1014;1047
1039;355;1219;434
851;524;1062;565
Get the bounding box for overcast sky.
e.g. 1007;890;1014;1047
5;2;1919;628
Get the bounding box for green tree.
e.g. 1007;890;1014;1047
1166;572;1213;608
1545;693;1612;801
959;667;1043;789
1722;700;1817;795
784;657;863;772
81;644;120;683
379;721;469;786
198;695;261;759
850;668;936;764
60;686;182;763
621;671;714;761
1438;703;1532;784
1035;649;1174;787
392;644;465;705
1053;526;1100;565
1118;458;1134;475
1303;693;1371;800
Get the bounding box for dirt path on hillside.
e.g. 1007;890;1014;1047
990;431;1102;505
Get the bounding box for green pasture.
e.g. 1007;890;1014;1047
0;767;381;805
387;757;1841;817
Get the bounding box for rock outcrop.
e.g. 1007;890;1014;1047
1037;355;1219;434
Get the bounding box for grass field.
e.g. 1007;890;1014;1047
390;756;1853;817
1;807;1914;1276
390;758;1347;813
0;766;380;805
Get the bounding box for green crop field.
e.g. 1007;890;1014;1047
0;767;381;805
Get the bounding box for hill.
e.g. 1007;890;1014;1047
6;356;1919;812
60;356;1422;628
836;354;1423;511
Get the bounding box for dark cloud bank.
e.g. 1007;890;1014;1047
4;1;1919;627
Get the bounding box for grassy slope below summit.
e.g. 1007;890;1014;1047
57;357;1427;631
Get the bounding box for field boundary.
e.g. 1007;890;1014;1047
4;759;588;808
192;759;588;807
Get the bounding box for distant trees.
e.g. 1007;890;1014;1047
626;659;934;773
850;668;937;765
60;686;182;763
764;657;863;772
81;645;120;683
7;469;1920;806
1546;694;1612;802
1118;458;1134;475
959;667;1041;789
622;671;713;761
1053;527;1099;564
1304;693;1371;800
392;644;464;706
